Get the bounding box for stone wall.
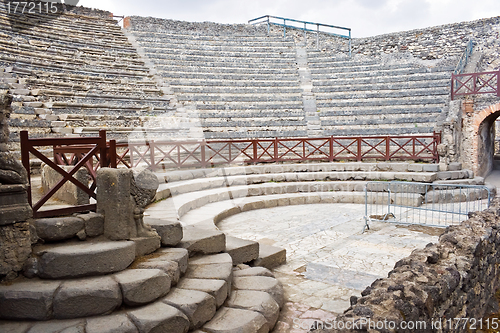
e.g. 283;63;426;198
313;204;500;333
270;16;500;63
0;90;32;282
125;16;267;36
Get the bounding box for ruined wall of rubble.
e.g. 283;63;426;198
313;205;500;332
271;16;500;63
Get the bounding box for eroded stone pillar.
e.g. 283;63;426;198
97;168;159;241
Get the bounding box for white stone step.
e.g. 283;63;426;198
178;226;226;254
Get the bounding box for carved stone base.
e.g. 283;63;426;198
0;185;31;226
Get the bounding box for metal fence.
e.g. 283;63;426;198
364;181;492;231
453;39;475;75
248;15;352;55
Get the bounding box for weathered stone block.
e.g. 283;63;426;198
226;290;280;328
86;314;138;333
36;241;136;279
0;222;32;281
114;269;170;306
41;164;89;206
131;236;161;257
128;302;190;333
233;276;284;308
155;248;189;273
0;280;60;320
32;217;84;242
177;278;228;308
202;307;269;333
225;236;259;265
53;276;121;319
162;288;216;330
145;217;183;246
76;212;104;238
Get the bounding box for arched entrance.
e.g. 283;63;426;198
463;102;500;177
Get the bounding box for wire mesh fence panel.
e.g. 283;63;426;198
364;181;492;230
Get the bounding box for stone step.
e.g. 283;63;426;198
0;268;171;320
144;217;183;247
224;236;259;265
177;93;302;103
129;30;287;43
155;163;441;184
252;244;287;270
31;213;104;242
226;290;280;329
163;288;217;330
0;301;191;332
32;241;136;279
201;307;269;333
315;87;449;100
232;276;285;308
177;278;229;308
184;253;234;291
161;65;298;75
178;226;226;254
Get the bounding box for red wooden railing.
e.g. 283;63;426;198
22;132;440;217
20;130;109;218
109;133;441;171
451;70;500;100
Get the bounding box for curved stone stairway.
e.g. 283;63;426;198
0;212;284;333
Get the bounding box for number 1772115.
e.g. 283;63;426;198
7;2;59;15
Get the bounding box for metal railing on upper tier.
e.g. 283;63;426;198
248;15;352;55
454;39;475;75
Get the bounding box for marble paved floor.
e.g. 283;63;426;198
217;203;443;331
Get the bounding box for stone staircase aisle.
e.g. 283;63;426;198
0;213;285;332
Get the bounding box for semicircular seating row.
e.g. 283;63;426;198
145;161;487;232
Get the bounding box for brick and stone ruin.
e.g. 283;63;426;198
0;1;500;332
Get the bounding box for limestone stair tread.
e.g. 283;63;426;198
224;236;259;265
178;226;226;254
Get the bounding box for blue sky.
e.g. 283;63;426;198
79;0;500;37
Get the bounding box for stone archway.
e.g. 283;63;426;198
462;101;500;177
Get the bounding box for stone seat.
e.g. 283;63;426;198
0;44;146;72
317;95;447;108
155;58;296;69
313;78;450;92
312;71;452;85
315;87;449;100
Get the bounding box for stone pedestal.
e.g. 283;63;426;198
97;168;160;251
0;89;33;281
